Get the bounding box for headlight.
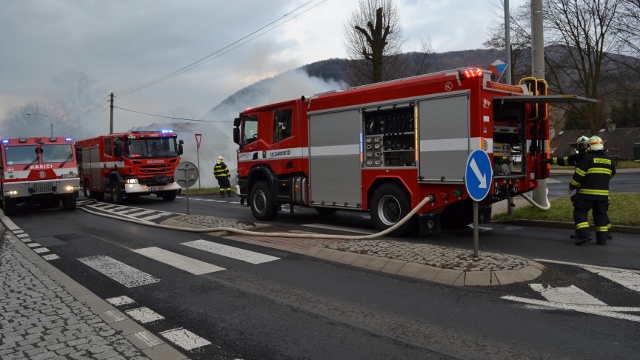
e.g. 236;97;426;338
125;178;139;184
4;190;19;196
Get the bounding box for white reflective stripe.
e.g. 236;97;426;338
182;239;279;264
78;255;160;288
419;138;469;151
310;144;359;156
238;146;309;162
132;247;225;275
418;137;489;152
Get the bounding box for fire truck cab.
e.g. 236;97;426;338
0;136;80;216
76;130;184;204
233;68;597;236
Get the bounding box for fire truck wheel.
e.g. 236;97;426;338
62;195;76;211
83;180;91;198
161;190;177;201
249;181;278;221
3;198;16;216
111;181;124;205
370;184;416;237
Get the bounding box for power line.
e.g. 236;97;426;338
115;0;324;98
114;106;230;122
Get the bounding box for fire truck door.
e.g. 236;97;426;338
308;109;361;208
418;92;471;182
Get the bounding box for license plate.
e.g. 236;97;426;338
148;187;156;191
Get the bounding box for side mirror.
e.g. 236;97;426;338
75;146;82;162
233;117;242;127
233;127;240;145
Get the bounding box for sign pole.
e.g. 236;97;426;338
465;149;493;259
473;201;479;257
195;133;202;189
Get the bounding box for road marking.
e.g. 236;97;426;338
139;213;171;221
182;239;279;264
133;247;225;275
502;296;640;323
529;284;606;305
78;255;160;288
160;327;211;350
106;296;135;306
42;254;60;261
535;259;640;293
125;307;165;323
302;223;375;234
128;209;156;217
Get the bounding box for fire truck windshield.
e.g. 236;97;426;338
243;116;258;144
127;138;178;158
41;144;73;163
4;145;39;165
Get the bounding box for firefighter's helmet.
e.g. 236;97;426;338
217;156;224;162
588;135;604;151
576;136;590;153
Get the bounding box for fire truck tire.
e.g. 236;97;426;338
370;184;416;237
83;180;91;198
3;198;16;216
111;181;124;205
62;195;76;211
314;207;338;216
161;190;177;201
249;181;278;221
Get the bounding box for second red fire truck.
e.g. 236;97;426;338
76;130;184;204
233;67;596;236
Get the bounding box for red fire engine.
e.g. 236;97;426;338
76;130;184;204
1;136;80;216
233;67;596;236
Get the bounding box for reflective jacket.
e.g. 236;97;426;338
213;162;230;179
570;151;616;199
551;152;583;167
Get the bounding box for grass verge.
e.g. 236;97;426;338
493;193;640;226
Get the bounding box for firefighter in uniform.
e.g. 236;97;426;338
541;135;611;240
569;136;616;245
214;156;232;198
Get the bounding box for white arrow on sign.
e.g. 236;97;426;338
470;158;487;188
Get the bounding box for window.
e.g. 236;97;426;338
41;144;73;163
243;115;258;144
4;145;39;165
105;138;112;156
274;109;292;143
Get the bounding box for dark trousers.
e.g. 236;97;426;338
574;196;609;243
217;177;231;191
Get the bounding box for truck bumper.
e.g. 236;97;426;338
124;181;181;194
3;179;80;199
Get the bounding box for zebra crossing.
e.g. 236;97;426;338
502;259;640;323
83;202;179;224
2;213;281;354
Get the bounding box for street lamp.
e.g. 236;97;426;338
26;112;54;137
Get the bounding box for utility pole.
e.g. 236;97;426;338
531;0;547;206
504;0;512;85
109;93;114;134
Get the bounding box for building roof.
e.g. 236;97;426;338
550;127;640;160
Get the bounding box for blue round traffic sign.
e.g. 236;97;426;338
465;150;493;201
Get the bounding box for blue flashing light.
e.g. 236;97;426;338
1;139;9;145
65;137;72;143
161;129;174;134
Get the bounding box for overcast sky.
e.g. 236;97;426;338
0;0;527;136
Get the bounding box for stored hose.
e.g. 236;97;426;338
77;196;433;240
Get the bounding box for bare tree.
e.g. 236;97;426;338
484;1;532;82
2;102;53;137
48;69;106;136
543;0;625;135
342;0;404;86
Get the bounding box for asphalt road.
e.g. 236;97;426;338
5;190;640;359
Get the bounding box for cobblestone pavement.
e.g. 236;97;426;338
0;238;150;360
0;230;186;360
